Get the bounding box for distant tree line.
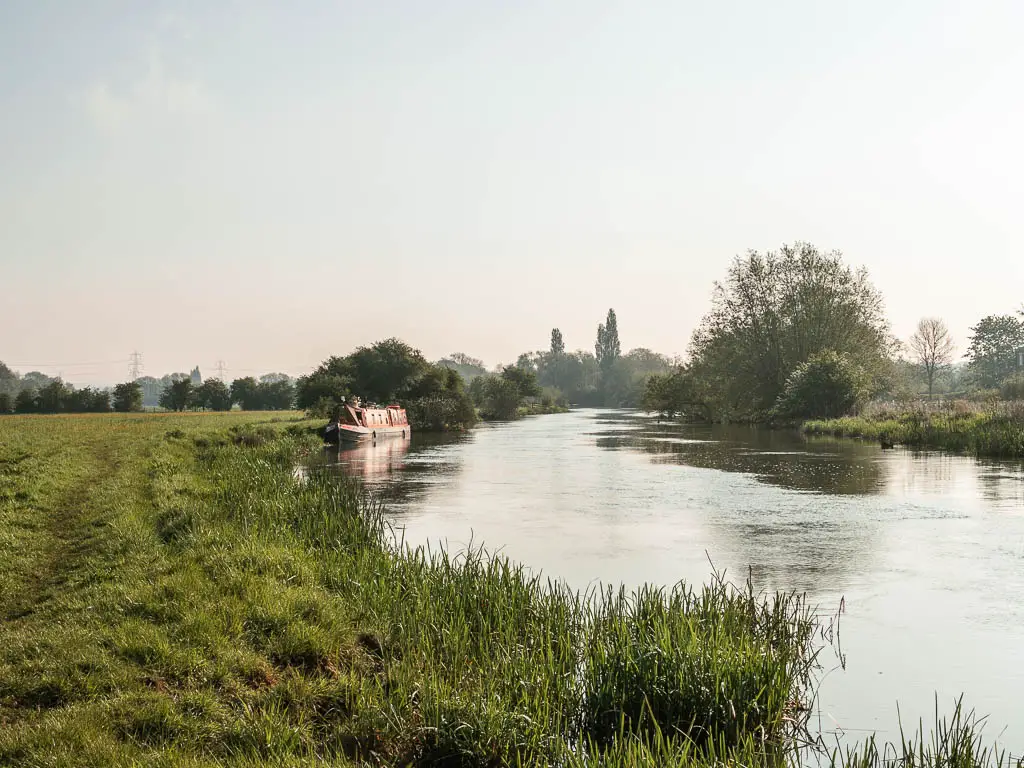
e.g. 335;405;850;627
0;363;297;415
155;376;296;412
491;311;675;411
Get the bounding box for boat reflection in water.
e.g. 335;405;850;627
328;436;412;485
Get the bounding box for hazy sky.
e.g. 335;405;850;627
2;1;1022;385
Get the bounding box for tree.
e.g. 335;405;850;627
66;387;110;413
501;365;541;399
471;375;522;420
112;381;144;412
0;361;18;399
15;388;38;413
550;328;565;356
774;350;868;419
231;377;263;410
964;314;1024;389
159;379;193;412
642;366;700;419
0;391;12;414
259;373;291;385
600;348;673;407
689;243;891;420
294;371;350;415
438;353;487;384
908;318;955;398
37;379;72;413
300;340;475;430
194;379;233;411
595;309;621;373
514;352;540;374
262;380;295;410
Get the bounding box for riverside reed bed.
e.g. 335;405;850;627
804;400;1024;459
0;413;1018;767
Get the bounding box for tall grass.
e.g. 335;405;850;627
804;401;1024;458
213;442;821;764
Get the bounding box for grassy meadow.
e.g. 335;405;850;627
0;412;1018;766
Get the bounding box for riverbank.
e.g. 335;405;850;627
803;401;1024;458
0;413;1014;766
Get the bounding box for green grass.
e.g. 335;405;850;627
804;403;1024;458
0;412;1019;766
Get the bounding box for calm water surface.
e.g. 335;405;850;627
326;409;1024;750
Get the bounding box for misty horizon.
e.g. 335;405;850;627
3;2;1023;386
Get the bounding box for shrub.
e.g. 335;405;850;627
774;350;867;420
405;392;476;432
1000;373;1024;401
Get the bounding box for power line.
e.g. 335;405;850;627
215;360;227;381
129;351;144;381
5;359;131;368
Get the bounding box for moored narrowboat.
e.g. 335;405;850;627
324;402;411;444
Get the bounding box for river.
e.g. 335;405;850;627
325;409;1024;751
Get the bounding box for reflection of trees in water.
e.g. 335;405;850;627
874;448;1024;510
595;420;888;495
975;461;1024;509
594;415;885;594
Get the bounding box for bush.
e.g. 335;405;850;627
471;375;522;420
1000;373;1024;400
774;350;867;420
405;392;477;432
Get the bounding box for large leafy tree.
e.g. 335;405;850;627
230;377;262;410
230;377;295;411
260;380;295;410
159;379;193;412
500;365;541;399
470;375;522;420
194;380;233;411
964;314;1024;389
37;379;73;413
689;242;891;420
112;381;144;412
346;338;430;403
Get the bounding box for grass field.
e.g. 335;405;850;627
0;412;1017;766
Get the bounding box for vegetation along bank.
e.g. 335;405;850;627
1;412;1017;767
804;401;1024;459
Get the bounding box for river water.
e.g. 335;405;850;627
326;409;1024;751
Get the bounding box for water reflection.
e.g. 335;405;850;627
596;421;888;495
323;431;471;505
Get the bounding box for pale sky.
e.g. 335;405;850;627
2;1;1022;386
